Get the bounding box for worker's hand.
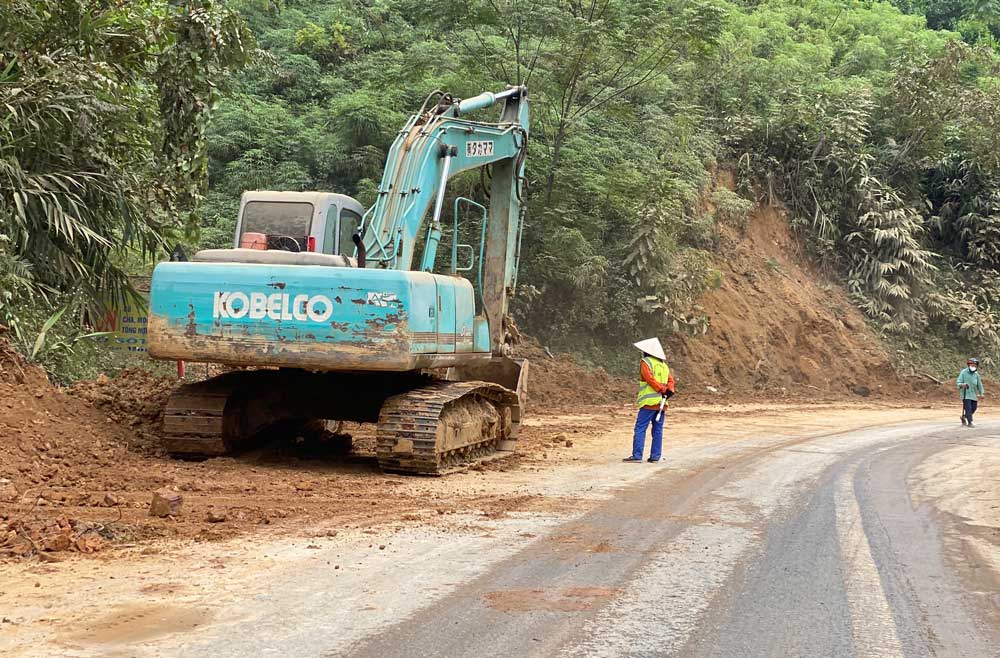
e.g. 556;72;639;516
663;390;675;399
960;383;969;389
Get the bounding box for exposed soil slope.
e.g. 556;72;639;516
514;339;632;408
668;204;941;400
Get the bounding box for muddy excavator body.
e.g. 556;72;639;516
147;88;530;474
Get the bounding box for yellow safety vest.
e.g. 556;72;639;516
636;356;670;408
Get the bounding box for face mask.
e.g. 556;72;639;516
970;366;978;372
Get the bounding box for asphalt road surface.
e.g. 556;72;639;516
143;420;998;658
13;417;997;658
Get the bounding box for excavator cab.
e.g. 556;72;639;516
191;192;366;268
229;191;364;256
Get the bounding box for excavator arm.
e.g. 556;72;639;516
360;87;529;354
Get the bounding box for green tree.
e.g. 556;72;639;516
0;0;252;311
419;0;727;201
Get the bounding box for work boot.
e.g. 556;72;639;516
961;415;967;426
968;422;975;428
647;458;660;463
622;456;643;463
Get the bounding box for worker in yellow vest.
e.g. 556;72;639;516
624;338;675;463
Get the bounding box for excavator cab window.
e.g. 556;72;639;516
321;206;362;256
339;209;362;257
239;201;313;252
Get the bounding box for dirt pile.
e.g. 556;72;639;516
515;339;632;408
667;204;946;401
0;340;156;558
0;338;572;560
68;368;180;457
0;340;149;496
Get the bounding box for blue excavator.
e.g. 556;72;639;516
146;87;530;474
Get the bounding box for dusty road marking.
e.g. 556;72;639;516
559;427;911;657
560;523;753;658
836;466;904;658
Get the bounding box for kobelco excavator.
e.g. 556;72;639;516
146;87;530;474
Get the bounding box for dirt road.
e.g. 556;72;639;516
2;404;998;657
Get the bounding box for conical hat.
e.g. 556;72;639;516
633;338;666;360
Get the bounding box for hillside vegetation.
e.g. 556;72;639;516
0;0;251;377
2;0;999;379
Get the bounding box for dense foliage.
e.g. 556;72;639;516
719;7;1000;358
3;0;999;376
196;0;998;364
0;0;252;372
0;4;249;307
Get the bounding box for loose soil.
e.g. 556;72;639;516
668;199;946;401
67;368;179;457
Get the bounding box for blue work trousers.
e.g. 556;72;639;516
964;398;979;424
632;407;664;460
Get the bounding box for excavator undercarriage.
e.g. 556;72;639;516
162;360;527;475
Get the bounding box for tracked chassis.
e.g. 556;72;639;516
161;361;527;475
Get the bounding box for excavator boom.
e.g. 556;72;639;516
362;86;528;354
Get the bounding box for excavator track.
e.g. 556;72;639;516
375;381;521;475
160;370;354;458
160;365;526;473
161;372;251;457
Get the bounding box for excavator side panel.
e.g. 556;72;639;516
147;261;488;371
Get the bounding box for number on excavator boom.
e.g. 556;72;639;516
466;141;495;157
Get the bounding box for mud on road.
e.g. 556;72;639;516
0;340;627;556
